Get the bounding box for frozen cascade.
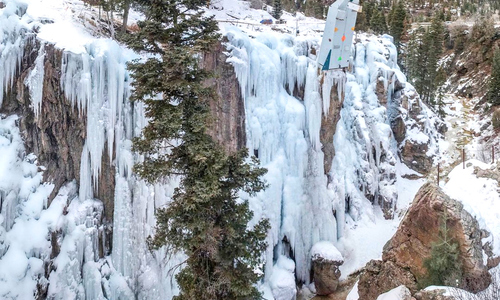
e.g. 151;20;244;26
224;26;439;293
0;1;28;107
0;1;180;298
0;0;442;298
224;27;337;284
57;34;181;300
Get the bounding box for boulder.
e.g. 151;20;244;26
311;241;344;296
400;140;433;175
391;115;406;144
358;260;417;300
358;183;491;300
383;183;491;292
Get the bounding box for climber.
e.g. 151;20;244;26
317;0;361;71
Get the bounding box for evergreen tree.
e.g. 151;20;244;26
356;0;375;31
406;27;428;92
120;0;131;33
436;87;446;118
488;49;500;106
421;210;463;287
124;1;270;299
407;16;445;105
389;0;407;52
422;14;445;105
370;9;388;34
272;0;283;19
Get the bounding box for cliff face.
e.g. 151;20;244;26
0;1;442;298
202;40;247;153
358;183;491;300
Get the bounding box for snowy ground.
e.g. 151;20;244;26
338;174;425;280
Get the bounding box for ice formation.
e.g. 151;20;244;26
224;26;439;293
0;0;441;299
0;2;179;298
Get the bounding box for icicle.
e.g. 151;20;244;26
304;64;321;150
0;3;27;107
25;43;46;118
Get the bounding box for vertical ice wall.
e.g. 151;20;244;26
224;27;338;285
0;1;180;298
224;27;439;296
58;35;181;300
330;36;400;226
0;1;28;107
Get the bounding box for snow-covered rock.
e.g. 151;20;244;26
311;241;343;295
269;256;296;300
376;285;412;300
311;241;343;262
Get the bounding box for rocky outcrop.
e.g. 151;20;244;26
359;183;491;299
1;41;88;206
311;241;344;296
320;79;344;176
385;183;490;291
202;41;246;154
358;260;418;300
0;41;119;228
414;289;454;300
312;258;343;295
401;141;433;175
388;75;439;175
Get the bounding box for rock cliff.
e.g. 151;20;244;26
358;183;491;300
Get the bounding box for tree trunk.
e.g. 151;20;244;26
121;0;130;34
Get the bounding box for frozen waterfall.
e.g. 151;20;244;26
0;1;440;298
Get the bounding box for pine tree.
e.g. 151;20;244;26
422;14;445;105
421;209;463;287
389;0;407;52
406;27;428;92
436;87;446;118
272;0;283;20
356;0;374;31
407;16;445;105
488;49;500;106
370;9;388;35
124;1;270;299
120;0;131;33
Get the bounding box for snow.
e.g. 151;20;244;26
443;159;500;256
311;241;344;262
376;285;411;300
0;115;56;299
269;256;296;300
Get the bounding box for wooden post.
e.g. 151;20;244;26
493;144;495;164
437;163;440;186
462;148;465;169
